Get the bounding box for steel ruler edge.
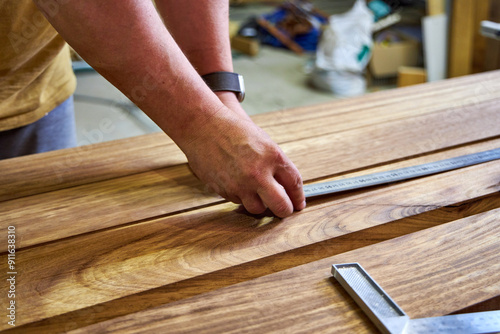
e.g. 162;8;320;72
332;263;500;334
304;148;500;198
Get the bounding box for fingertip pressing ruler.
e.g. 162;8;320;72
304;148;500;198
332;263;500;334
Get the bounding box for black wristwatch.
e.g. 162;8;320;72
201;71;245;102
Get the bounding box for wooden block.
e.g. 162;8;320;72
228;21;239;39
68;208;500;333
397;66;427;87
231;35;260;56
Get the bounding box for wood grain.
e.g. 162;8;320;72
2;158;499;330
0;132;184;202
9;191;500;333
68;208;500;334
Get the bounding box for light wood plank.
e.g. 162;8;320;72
0;132;184;202
2;158;499;330
449;0;476;77
472;0;491;73
70;208;500;333
287;98;500;180
427;0;446;16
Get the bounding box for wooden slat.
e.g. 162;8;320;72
449;0;476;77
0;133;184;202
427;0;446;16
1;71;498;202
254;71;500;134
69;208;500;333
286;98;500;180
2;157;499;330
483;0;500;71
2;94;499;251
472;0;491;73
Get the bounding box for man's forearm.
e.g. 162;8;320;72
34;0;225;148
155;0;233;75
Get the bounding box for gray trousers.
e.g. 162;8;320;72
0;96;77;160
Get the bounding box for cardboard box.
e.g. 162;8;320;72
369;38;421;78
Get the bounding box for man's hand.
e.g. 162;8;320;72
183;96;305;218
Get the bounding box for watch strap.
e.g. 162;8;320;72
201;71;245;102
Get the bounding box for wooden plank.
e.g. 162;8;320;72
252;70;499;128
231;35;260;56
69;208;500;334
287;98;500;180
448;0;476;77
427;0;446;16
2;156;499;330
0;133;185;202
1;71;498;202
483;0;500;71
472;0;491;73
2;94;499;251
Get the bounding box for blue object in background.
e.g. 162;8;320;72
257;7;328;52
367;0;392;21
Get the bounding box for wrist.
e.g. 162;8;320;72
215;91;249;119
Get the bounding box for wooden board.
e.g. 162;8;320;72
1;71;499;333
69;208;500;333
448;0;493;77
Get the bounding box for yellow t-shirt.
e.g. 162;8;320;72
0;1;76;131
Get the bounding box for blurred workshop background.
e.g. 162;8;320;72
72;0;500;146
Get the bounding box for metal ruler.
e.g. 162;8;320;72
332;263;500;334
304;148;500;198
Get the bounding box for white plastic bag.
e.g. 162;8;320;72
311;0;374;96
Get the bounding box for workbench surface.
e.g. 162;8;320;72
1;71;499;333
